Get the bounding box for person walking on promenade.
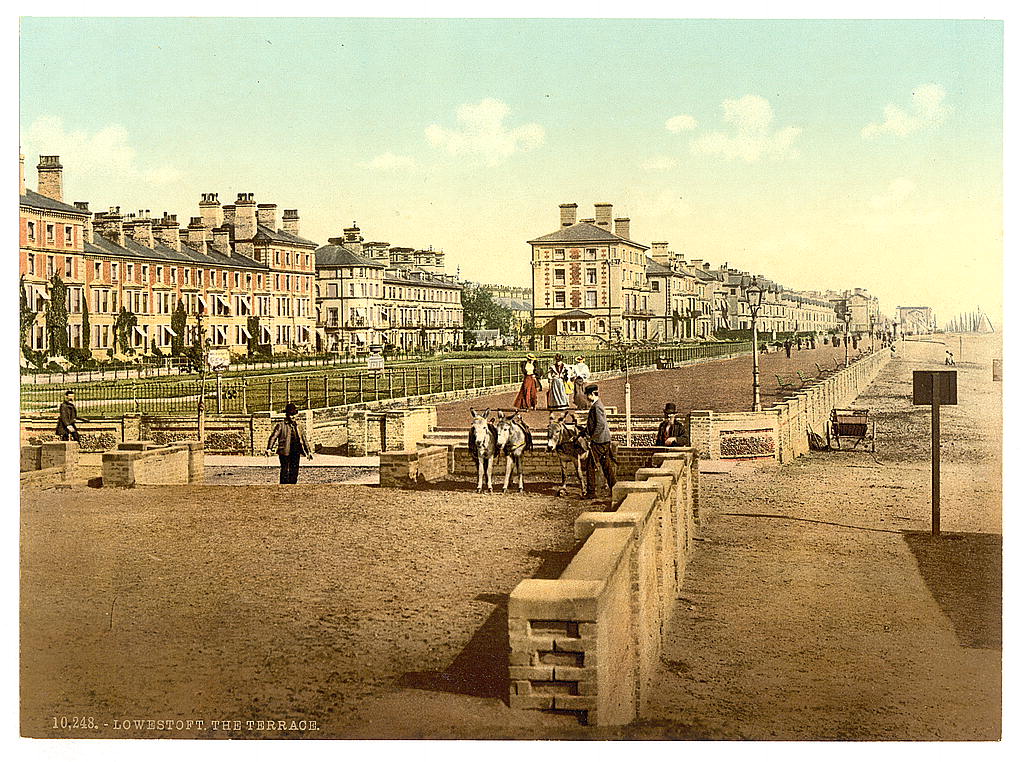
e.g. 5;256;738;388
582;384;616;499
266;402;313;484
513;353;542;410
655;403;688;447
784;339;792;358
570;355;591;409
547;354;570;410
945;350;956;366
55;390;82;442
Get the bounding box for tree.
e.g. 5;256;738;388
461;284;513;334
113;307;138;354
170;299;187;355
19;275;38;356
47;274;70;357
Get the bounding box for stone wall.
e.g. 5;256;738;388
688;348;889;463
379;445;450;488
101;441;203;487
508;449;698;725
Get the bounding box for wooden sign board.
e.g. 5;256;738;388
913;370;957;405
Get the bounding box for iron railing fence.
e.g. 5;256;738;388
21;341;750;416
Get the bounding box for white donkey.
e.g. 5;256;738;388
468;409;498;493
495;411;532;492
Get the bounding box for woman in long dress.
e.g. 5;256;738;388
513;353;542;410
547;354;570;410
570;355;591;409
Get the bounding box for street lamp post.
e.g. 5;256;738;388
844;312;852;366
747;285;763;412
870;316;875;352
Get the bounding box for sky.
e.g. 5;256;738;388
18;16;1004;325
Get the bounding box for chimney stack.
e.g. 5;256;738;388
199;193;223;238
212;226;232;254
96;207;125;246
37;155;64;202
153;213;181;252
257;203;278;231
222;204;236;228
187;217;207;248
126;213;155;248
282;209;300;236
19;154;25;196
614;217;631;240
651;242;670;263
594;203;613;229
343;222;363;255
559;203;578;228
233;193;257;259
74;202;91;242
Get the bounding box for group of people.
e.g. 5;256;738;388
512;353;592;411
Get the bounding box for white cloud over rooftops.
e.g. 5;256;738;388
861;84;953;139
689;95;801;162
425;98;544;167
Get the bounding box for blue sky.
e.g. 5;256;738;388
19;17;1004;323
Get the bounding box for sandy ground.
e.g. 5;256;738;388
20;334;1001;740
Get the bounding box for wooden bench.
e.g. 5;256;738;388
797;370;816;385
775;374;797;392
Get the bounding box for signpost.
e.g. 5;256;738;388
912;370;958;536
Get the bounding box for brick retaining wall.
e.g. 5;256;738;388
507;449;698;724
101;441;204;487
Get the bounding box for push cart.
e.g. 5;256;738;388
828;408;875;451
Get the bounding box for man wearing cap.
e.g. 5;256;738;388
266;402;313;484
55;390;81;442
656;403;688;447
570;355;591;409
582;384;616;499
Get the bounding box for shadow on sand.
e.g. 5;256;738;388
399;547;580;702
902;530;1001;650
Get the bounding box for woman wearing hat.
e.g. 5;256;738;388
513;353;542;410
656;403;688;447
266;402;313;484
546;354;570;410
569;355;591;410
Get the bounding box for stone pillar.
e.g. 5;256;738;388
40;440;79;472
186;440;205;483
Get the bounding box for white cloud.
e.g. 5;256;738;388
665;114;697;133
20;116;182;186
425;98;544;166
861;84;953;139
689;95;801;162
364;152;416;170
641;156;679;171
870;177;917;210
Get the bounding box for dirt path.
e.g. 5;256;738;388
637;333;1002;740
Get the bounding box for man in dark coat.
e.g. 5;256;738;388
655;403;688;447
266;402;313;484
582;384;616;499
56;390;80;442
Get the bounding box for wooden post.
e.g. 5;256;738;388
268;379;273;413
305;377;310;408
932;390;941;536
342;374;347;405
324;376;329;408
285;379;290;407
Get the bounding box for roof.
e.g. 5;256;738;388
314;244;385;269
555;309;594;319
528;221;649;250
385;268;461;288
254;223;318;248
494;297;532;312
86;232;267;270
20;189;88;216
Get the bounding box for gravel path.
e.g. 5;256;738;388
638;333;1002;740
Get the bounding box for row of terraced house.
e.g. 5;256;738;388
18;155;464;362
529;201;882;350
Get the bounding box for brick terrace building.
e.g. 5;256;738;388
19;155;317;359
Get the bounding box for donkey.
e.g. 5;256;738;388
468;409;498;493
495;411;532;493
546;412;589;497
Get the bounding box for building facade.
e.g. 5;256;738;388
529;202;651;349
314;224;463;353
19;155;317;361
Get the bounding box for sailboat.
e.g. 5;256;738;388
944;306;995;333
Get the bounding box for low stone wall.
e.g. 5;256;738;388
20;465;69;489
379;446;450;488
507;449;698;725
688;348;890;463
101;441;204;487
